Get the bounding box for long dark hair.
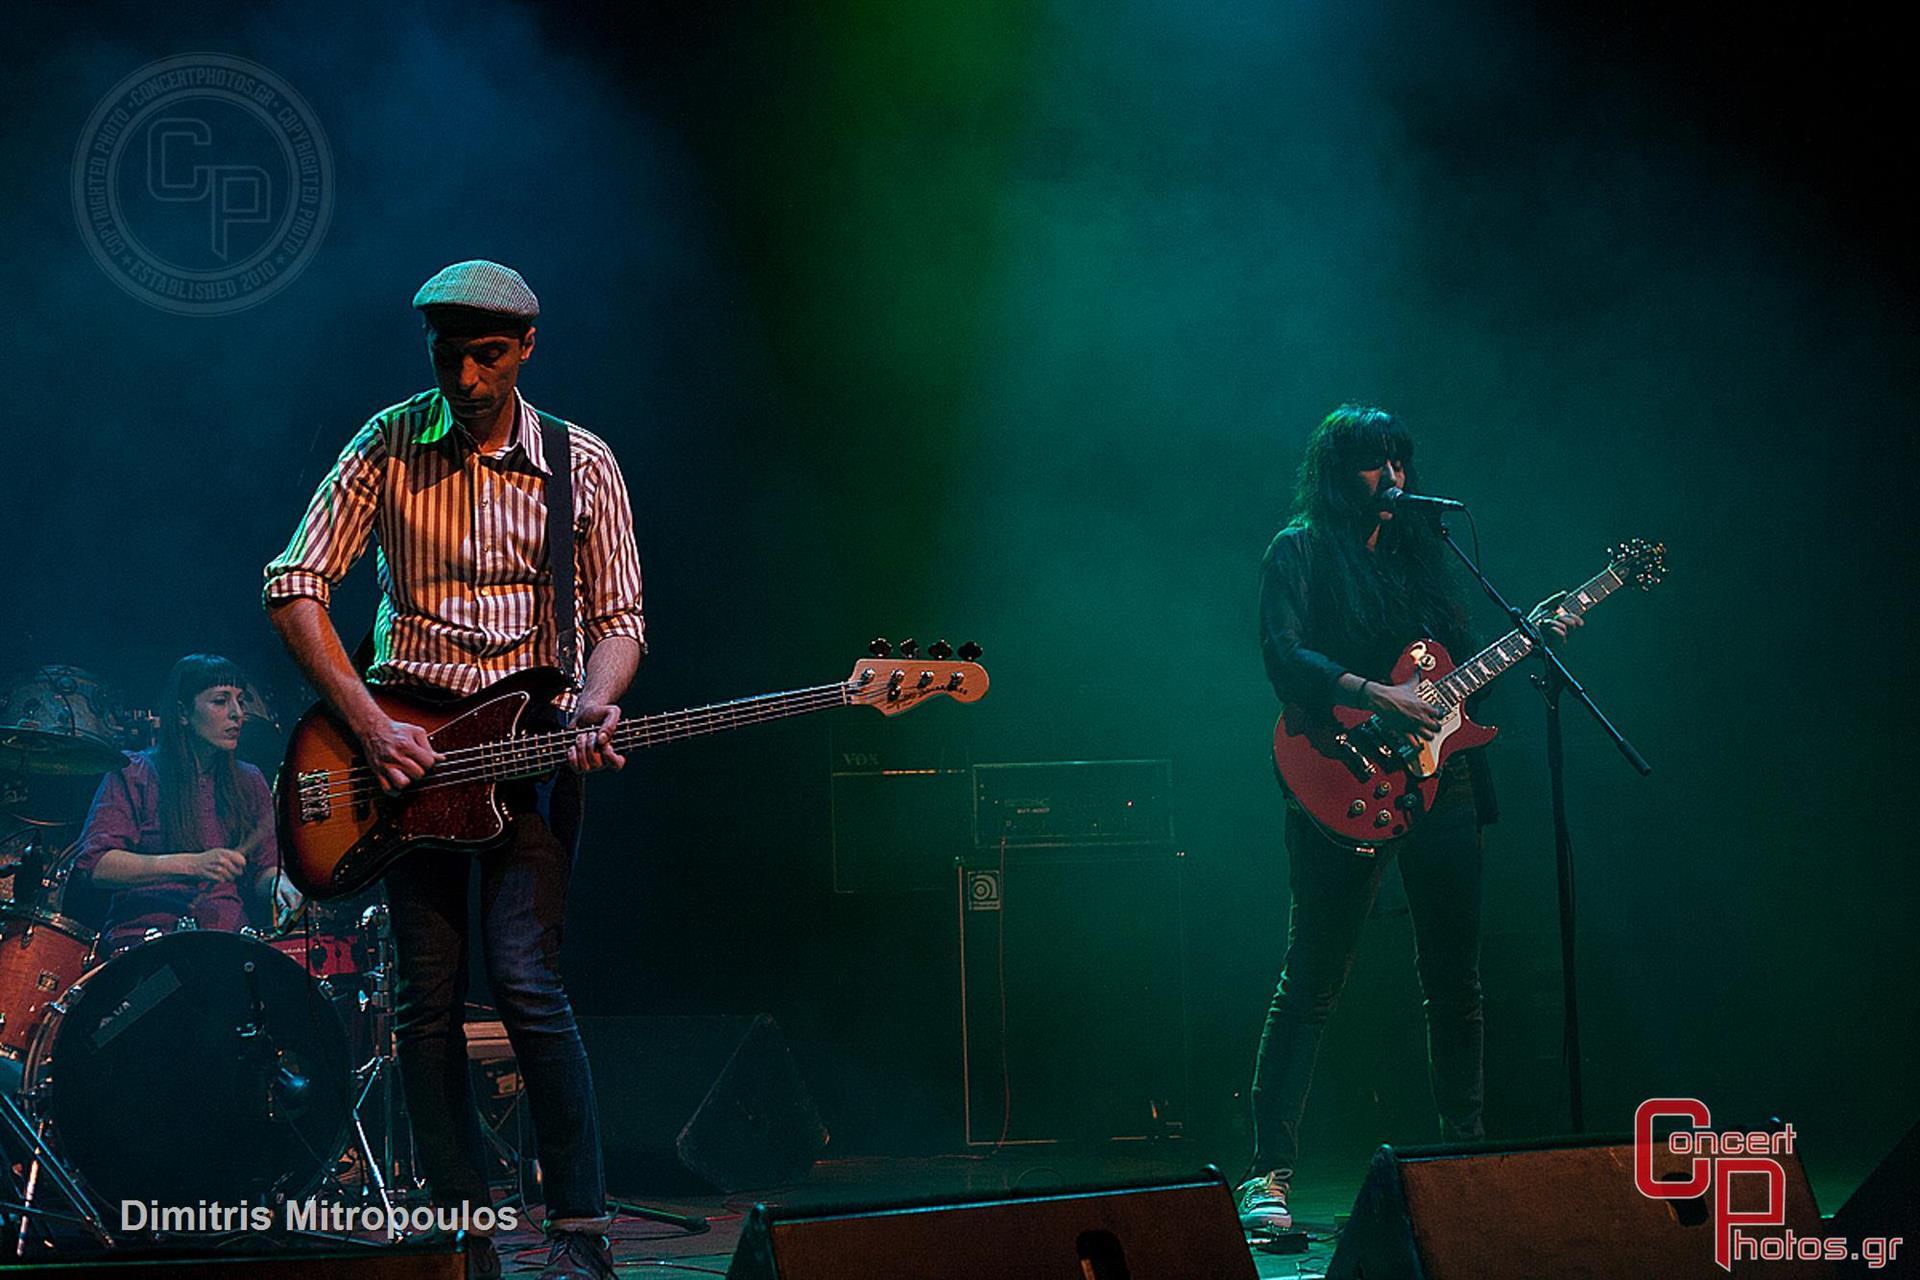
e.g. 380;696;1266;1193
1288;404;1469;652
156;654;259;854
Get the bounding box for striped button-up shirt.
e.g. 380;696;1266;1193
264;389;645;701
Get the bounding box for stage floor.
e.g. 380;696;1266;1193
489;1146;1874;1277
490;1148;1359;1277
9;1145;1872;1275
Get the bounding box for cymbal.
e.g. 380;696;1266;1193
0;726;124;776
0;665;132;777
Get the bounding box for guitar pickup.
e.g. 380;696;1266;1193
297;770;332;822
1330;731;1378;781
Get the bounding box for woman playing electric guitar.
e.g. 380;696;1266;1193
1239;404;1578;1234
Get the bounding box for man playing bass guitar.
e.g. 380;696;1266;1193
263;260;639;1280
1240;404;1578;1235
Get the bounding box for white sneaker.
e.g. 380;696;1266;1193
1236;1170;1293;1233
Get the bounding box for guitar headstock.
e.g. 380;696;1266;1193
846;639;989;717
1608;537;1667;591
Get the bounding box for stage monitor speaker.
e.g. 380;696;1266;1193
1327;1137;1834;1279
580;1014;827;1194
723;1168;1256;1280
958;844;1188;1145
1832;1117;1919;1275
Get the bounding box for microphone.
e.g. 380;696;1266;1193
1379;486;1468;513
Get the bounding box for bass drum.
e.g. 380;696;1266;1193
25;931;353;1207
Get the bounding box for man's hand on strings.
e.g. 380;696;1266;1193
358;717;439;793
569;703;626;773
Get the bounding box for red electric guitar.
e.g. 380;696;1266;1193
277;646;988;899
1272;540;1665;847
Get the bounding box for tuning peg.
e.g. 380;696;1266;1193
957;641;983;662
927;639;953;660
868;637;892;658
898;638;919;659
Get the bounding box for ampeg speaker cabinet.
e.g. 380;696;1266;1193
958;843;1189;1145
1328;1137;1835;1279
723;1168;1256;1280
579;1014;828;1194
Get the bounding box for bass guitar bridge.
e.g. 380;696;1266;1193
296;770;332;822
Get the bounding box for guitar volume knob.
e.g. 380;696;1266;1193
1374;782;1391;798
1348;800;1366;817
1374;810;1393;828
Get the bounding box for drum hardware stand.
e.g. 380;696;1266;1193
362;906;422;1204
319;903;427;1240
1;1087;113;1252
272;903;415;1239
333;1043;420;1240
477;1094;537;1214
3;836;110;1257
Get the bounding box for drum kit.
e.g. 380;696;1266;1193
0;665;429;1253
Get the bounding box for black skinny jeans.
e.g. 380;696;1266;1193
385;770;610;1232
1249;758;1486;1177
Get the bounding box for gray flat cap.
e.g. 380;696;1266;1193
412;259;540;318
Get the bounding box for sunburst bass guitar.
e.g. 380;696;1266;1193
1272;539;1664;848
278;648;988;898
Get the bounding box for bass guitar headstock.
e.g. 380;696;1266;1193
847;638;989;716
1609;537;1667;591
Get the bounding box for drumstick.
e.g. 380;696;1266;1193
236;819;269;859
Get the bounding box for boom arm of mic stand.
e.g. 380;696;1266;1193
1433;518;1651;776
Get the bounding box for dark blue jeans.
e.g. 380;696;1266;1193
1249;758;1486;1177
386;769;609;1232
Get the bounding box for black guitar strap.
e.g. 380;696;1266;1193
535;408;579;688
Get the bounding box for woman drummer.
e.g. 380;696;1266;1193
73;654;300;951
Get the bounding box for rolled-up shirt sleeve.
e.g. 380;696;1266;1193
572;428;646;653
263;418;386;610
72;757;146;884
1259;530;1347;715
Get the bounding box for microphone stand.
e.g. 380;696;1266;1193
1428;511;1651;1132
